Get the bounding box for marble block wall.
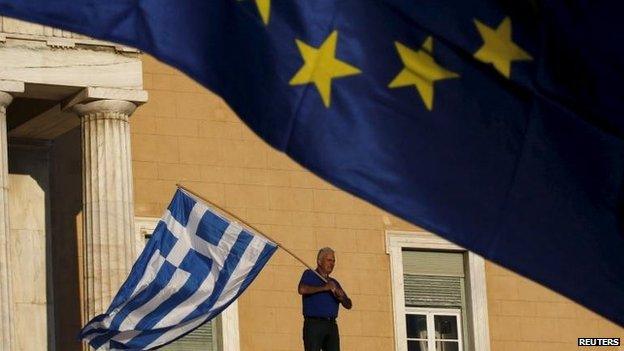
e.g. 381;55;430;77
8;142;52;351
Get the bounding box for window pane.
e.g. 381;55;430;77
408;340;427;351
434;315;458;340
435;341;459;351
405;314;427;339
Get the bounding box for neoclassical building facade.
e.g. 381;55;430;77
0;17;622;351
0;17;146;350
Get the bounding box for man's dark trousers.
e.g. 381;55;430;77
303;318;340;351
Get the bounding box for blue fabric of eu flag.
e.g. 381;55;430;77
0;0;623;326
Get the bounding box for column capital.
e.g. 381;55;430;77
0;92;13;109
72;99;137;118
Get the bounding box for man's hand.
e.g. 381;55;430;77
332;287;352;309
299;278;352;309
325;280;338;293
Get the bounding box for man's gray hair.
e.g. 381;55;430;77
317;247;335;261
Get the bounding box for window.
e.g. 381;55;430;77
387;231;490;351
135;217;241;351
403;250;465;351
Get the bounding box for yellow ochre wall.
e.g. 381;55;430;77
131;55;623;351
486;262;623;351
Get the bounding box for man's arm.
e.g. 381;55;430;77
298;280;336;295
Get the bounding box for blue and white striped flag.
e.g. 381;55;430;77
80;188;278;350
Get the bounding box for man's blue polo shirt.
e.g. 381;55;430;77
299;269;341;318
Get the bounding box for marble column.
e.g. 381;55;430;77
0;91;13;350
73;100;137;321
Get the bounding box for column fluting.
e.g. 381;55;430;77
74;99;137;321
0;91;13;351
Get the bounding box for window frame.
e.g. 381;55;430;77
386;230;490;351
405;307;463;351
135;216;241;351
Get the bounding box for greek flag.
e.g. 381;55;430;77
80;188;278;350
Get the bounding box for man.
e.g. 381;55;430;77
298;247;352;351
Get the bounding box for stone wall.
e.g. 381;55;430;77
8;141;52;351
486;262;624;351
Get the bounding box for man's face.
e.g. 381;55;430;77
318;252;335;275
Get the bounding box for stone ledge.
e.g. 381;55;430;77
0;80;24;93
0;46;143;89
64;87;148;110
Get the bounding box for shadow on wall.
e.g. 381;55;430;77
50;127;83;351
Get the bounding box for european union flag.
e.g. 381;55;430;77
1;0;622;326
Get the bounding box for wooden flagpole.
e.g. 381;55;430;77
176;183;328;283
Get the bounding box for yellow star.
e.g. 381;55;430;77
289;31;361;108
473;17;532;78
255;0;271;25
388;37;459;111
